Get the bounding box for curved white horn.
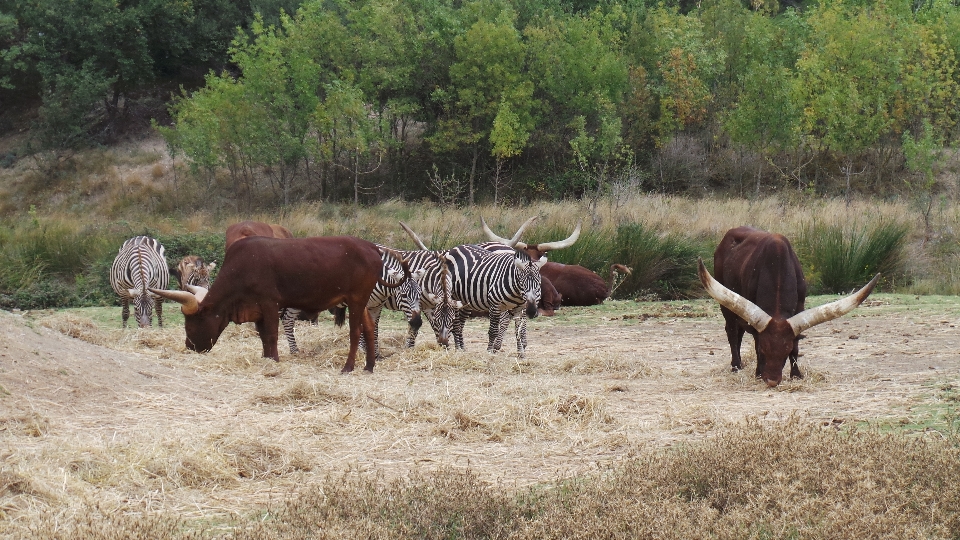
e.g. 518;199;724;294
534;220;582;252
787;274;880;336
149;287;200;315
481;216;538;247
698;258;771;332
399;221;430;250
184;284;209;304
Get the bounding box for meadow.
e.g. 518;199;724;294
2;146;960;537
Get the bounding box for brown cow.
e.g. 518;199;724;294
698;226;879;387
170;255;216;290
539;276;562;316
540;262;631;307
224;220;293;250
151;235;407;373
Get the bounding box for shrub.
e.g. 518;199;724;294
797;220;909;294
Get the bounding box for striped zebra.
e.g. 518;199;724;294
396;222;462;349
280;247;419;359
110;236;170;328
445;218;580;357
171;255;215;290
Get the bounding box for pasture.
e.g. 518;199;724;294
2;293;959;538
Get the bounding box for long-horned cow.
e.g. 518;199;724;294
540;262;631;307
151;235;408;373
698;226;879;387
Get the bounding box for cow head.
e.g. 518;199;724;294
149;285;228;353
697;258;879;387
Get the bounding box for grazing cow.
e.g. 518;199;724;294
170;255;216;290
540;262;631;307
110;236;170;328
698;226;880;387
151;235;408;372
224;220;293;250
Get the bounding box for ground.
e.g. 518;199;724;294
1;294;959;530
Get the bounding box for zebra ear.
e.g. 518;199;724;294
454;300;464;309
207;262;216;271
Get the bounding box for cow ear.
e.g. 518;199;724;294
536;256;548;269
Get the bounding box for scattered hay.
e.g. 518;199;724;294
38;313;115;345
0;412;50;437
216;436;313;479
255;380;352;407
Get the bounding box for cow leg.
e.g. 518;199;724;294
789;338;803;379
256;311;281;361
121;297;130;328
342;304;377;373
723;312;745;372
155;298;163;328
452;310;467;350
280;308;300;354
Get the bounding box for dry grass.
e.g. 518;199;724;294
2;294;960;538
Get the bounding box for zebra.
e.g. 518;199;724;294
445;218;580;357
170;255;216;290
110;236;170;328
279;247;419;359
396;222;462;349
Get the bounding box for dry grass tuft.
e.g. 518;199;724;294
0;412;50;437
254;380;351;406
216;436;313;479
39;313;116;344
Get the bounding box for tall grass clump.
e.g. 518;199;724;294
534;222;709;299
797;220;909;294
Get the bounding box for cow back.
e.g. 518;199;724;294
540;262;608;306
713;226;806;318
225;220;294;250
209;236;384;319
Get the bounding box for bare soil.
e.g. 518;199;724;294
1;295;958;527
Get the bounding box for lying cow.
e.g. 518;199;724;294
151;235;408;373
698;226;879;387
540;262;631;306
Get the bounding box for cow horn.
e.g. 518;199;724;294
697;258;772;332
184;284;209;304
481;216;538;247
787;274;880;336
531;220;582;252
149;287;200;315
399;221;430;250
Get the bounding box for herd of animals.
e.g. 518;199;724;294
108;219;879;387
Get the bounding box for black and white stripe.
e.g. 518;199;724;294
445;243;545;358
110;236;170;328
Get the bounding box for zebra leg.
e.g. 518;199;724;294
281;308;300;354
408;306;429;348
363;306;384;361
121;297;130;328
513;310;528;359
487;307;510;353
453;310;467;350
156;297;163;328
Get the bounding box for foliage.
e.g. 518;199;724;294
796;220;910;294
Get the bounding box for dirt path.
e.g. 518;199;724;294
1;296;958;522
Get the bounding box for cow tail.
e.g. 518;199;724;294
332;306;347;327
609;264;633;296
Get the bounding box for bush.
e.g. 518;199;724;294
796;220;909;294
